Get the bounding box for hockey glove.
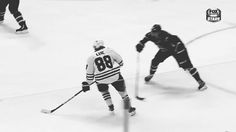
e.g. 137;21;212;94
136;43;144;53
82;81;90;92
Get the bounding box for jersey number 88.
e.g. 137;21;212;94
95;55;113;72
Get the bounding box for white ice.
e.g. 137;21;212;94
0;0;236;132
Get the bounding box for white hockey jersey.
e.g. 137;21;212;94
86;47;124;84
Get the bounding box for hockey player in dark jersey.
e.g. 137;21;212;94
136;24;207;91
0;0;28;33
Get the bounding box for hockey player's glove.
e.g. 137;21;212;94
82;81;90;92
136;43;144;53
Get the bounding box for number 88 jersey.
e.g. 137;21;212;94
86;47;124;84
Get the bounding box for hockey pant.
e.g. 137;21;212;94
150;42;203;82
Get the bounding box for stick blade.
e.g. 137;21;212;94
41;109;52;114
136;96;145;101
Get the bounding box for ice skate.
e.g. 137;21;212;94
198;81;207;91
16;21;28;34
144;74;154;82
108;104;115;115
129;107;136;116
108;104;114;111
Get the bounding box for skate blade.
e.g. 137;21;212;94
199;85;207;91
129;111;136;116
16;30;29;34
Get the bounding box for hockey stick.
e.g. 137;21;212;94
134;53;145;100
41;81;95;114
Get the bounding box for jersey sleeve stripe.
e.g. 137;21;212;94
86;77;94;80
119;61;123;66
86;74;94;77
86;73;94;80
86;73;94;75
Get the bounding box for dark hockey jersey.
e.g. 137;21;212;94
140;30;182;51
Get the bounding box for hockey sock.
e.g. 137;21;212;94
119;91;134;107
188;68;202;83
0;12;5;20
13;12;25;26
150;65;157;75
118;91;129;100
101;91;113;106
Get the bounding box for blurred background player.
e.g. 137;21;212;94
82;40;136;116
0;0;28;33
136;24;207;91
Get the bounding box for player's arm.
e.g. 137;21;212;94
136;33;151;52
110;49;124;67
140;33;151;45
82;56;95;93
85;56;95;85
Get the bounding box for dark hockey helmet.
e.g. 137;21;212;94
151;24;161;32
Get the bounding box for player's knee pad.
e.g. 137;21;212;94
114;81;126;92
97;84;109;92
112;74;126;92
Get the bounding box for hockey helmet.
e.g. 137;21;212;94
151;24;161;32
93;40;105;50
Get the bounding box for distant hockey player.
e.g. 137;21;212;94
136;24;207;91
0;0;28;33
82;40;136;115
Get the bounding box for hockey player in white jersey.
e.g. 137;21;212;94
82;40;136;116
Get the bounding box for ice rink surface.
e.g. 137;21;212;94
0;0;236;132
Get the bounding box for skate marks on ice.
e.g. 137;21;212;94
0;23;15;34
55;112;124;127
186;24;236;45
144;81;197;99
206;82;236;96
0;27;45;51
198;60;236;96
141;60;236;99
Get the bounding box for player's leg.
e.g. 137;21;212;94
8;0;28;33
111;74;136;116
173;43;207;90
0;0;8;23
97;83;114;111
145;50;171;82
